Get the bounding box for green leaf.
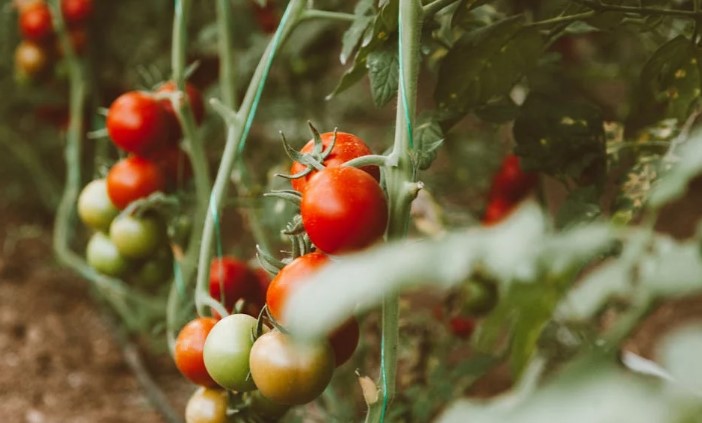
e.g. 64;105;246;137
639;238;702;298
658;323;702;394
627;37;702;134
366;43;399;107
339;0;375;65
513;93;606;182
435;15;545;120
555;186;601;229
438;355;695;423
328;0;398;99
414;113;445;170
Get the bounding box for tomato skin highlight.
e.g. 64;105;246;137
249;330;335;406
301;166;388;254
290;131;379;192
19;2;53;41
175;317;219;388
209;257;263;316
265;252;329;322
106;91;169;156
184;387;228;423
106;156;165;210
203;314;259;392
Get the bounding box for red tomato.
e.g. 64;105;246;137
487;154;537;203
156;81;205;144
289;131;379;193
449;316;475;339
55;27;87;56
154;147;192;189
19;2;53;41
106;91;169;156
60;0;93;26
106;156;165;209
174;317;219;387
481;197;514;226
328;318;359;367
209;257;263;317
301;166;388;254
250;1;278;34
265;252;329;322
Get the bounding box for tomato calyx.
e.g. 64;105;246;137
262;188;301;207
276;122;336;182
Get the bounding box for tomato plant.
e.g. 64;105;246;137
106;91;169;156
175;317;219;388
14;40;50;78
202;314;259;392
106;156;165;209
289;131;380;193
300;166;388;254
249;330;334;406
184;387;228;423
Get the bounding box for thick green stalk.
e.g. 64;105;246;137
194;0;307;317
371;1;423;421
216;0;237;108
166;0;212;353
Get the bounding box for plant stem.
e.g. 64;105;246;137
301;9;356;22
194;0;308;317
423;0;460;17
572;0;702;19
527;11;596;27
371;1;423;421
216;0;237;108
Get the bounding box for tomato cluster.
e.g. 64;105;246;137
482;154;538;225
14;0;93;80
173;129;384;421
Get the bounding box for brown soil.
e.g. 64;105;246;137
0;209;191;423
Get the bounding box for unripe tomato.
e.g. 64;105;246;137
290;131;380;193
14;40;50;78
77;179;119;232
19;2;53;41
249;330;334;405
203;314;259;392
106;91;169;156
175;317;219;388
266;252;329;322
328;318;360;367
209;257;262;317
301;166;388;254
106;156;165;210
155;81;205;144
60;0;93;26
86;232;132;277
132;249;172;288
487;154;537;203
185;387;228;423
109;214;165;259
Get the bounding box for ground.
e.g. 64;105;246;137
0;207;191;423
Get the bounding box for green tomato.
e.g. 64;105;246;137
248;390;290;420
203;314;259;392
78;179;119;232
109;213;164;259
132;249;172;288
86;232;133;277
